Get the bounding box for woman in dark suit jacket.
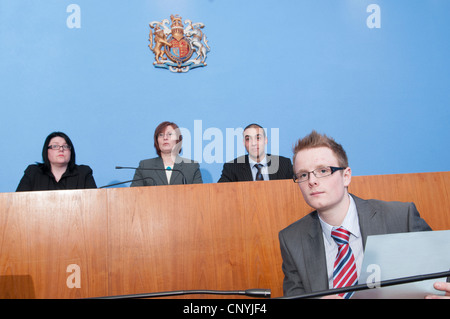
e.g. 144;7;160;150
131;121;202;187
16;132;97;192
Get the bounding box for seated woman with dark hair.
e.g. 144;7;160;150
130;121;203;187
16;131;97;192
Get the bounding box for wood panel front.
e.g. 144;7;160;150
105;182;302;298
0;189;108;298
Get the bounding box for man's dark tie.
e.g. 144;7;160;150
254;163;264;181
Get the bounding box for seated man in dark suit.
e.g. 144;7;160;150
218;123;293;182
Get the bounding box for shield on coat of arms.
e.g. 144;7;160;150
165;37;193;64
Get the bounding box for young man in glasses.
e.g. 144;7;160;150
278;130;432;298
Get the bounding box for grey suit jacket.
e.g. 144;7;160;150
278;194;432;297
130;156;203;186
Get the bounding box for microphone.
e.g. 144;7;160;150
278;269;450;299
91;288;271;299
116;166;187;185
99;177;156;188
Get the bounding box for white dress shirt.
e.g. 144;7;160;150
319;195;364;288
165;165;173;184
248;156;269;181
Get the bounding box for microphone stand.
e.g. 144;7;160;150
92;288;271;299
116;166;187;185
278;269;450;299
99;177;156;188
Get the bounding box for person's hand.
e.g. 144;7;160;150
425;282;450;299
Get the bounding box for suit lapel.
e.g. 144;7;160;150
352;194;386;248
152;157;168;185
171;158;184;184
266;155;273;180
266;155;277;180
303;213;329;292
239;155;253;181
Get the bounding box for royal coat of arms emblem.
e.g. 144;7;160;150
148;14;210;73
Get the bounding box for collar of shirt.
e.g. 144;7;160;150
319;194;361;246
248;155;267;166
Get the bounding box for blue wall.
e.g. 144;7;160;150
1;0;449;192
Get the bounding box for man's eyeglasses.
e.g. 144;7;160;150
293;166;346;183
48;145;71;151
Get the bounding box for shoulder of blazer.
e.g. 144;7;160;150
226;155;248;165
267;154;293;177
351;193;412;218
266;154;292;167
175;156;199;165
221;156;248;171
268;154;290;160
267;154;291;161
350;193;432;241
139;157;163;168
280;210;320;239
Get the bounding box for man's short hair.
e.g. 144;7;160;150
293;130;348;169
243;123;266;137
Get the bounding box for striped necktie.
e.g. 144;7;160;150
254;163;264;181
331;227;358;298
